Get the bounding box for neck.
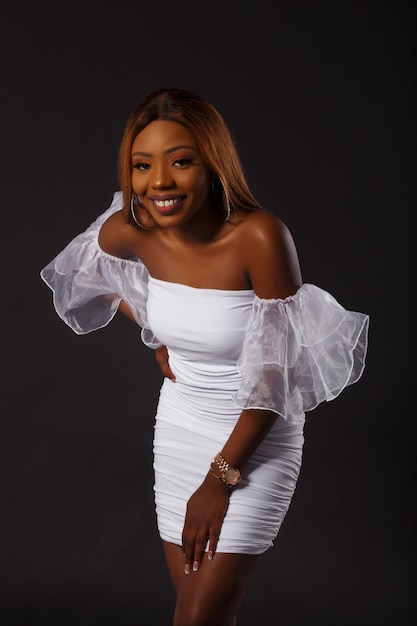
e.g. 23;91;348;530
160;205;225;246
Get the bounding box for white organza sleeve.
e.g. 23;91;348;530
40;191;161;349
233;283;369;424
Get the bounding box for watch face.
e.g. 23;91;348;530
224;468;241;485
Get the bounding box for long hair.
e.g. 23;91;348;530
117;87;264;221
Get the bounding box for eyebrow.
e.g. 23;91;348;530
131;144;198;157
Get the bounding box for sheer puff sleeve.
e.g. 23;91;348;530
40;192;161;349
233;283;369;424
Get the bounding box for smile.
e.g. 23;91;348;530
153;198;182;208
149;195;186;215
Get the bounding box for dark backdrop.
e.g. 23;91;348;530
1;2;414;625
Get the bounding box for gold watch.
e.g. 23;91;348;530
209;453;241;486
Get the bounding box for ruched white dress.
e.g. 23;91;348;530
41;192;369;554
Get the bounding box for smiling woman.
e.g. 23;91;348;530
130;120;212;226
40;87;369;626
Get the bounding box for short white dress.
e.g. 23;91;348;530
41;192;369;554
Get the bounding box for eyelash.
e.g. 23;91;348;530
173;158;192;167
132;158;192;171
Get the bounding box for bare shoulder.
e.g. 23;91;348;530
238;210;294;250
98;209;140;259
237;210;302;298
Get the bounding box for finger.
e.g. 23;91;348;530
155;347;176;381
191;533;209;572
182;529;196;575
164;364;176;381
207;528;221;561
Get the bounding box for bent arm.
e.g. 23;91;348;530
118;299;136;321
212;214;302;472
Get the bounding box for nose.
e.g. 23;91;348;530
150;163;175;189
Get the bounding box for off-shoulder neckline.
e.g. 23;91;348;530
148;277;302;302
95;218;301;301
148;275;255;294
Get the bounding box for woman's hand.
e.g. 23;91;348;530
182;474;230;573
155;345;176;381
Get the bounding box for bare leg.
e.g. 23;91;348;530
163;540;260;626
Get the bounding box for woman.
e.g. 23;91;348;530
41;87;369;626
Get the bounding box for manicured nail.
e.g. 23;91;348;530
208;551;213;561
193;561;199;572
184;564;190;574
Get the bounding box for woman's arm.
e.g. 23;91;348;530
117;299;136;321
182;212;302;572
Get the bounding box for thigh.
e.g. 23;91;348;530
163;541;260;626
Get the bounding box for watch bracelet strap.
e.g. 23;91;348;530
209;466;225;481
209;453;240;482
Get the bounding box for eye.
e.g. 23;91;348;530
173;158;192;168
132;162;150;171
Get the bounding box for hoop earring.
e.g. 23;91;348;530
219;178;231;221
211;176;232;222
130;194;155;230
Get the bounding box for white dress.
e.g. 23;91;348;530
40;192;370;554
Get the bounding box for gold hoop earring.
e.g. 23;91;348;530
130;194;155;230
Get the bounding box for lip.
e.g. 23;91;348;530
148;195;186;215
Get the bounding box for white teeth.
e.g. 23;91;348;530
154;198;181;207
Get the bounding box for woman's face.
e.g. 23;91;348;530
131;120;212;227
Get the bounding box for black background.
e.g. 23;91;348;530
1;2;414;624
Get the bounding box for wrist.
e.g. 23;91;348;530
209;452;242;487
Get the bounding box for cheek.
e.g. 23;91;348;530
170;170;210;199
187;170;210;195
131;169;147;191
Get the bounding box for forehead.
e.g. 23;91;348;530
132;120;198;152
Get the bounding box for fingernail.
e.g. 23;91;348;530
184;564;190;574
208;551;213;561
193;561;199;572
